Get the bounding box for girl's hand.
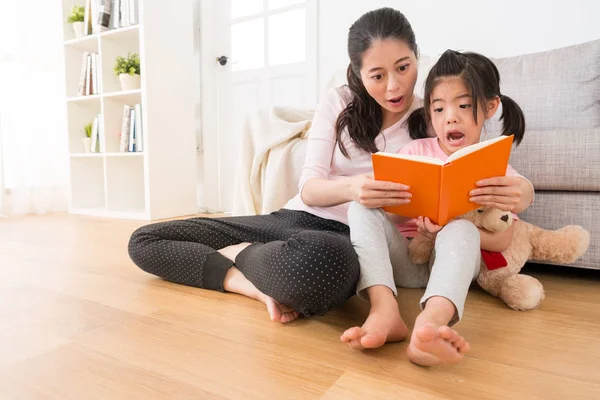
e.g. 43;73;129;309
416;216;442;241
469;176;522;212
348;174;411;208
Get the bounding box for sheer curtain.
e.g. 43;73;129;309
0;1;69;217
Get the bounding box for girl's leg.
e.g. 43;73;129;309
406;219;481;366
128;210;359;319
341;202;429;349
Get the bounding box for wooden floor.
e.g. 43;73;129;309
1;213;599;400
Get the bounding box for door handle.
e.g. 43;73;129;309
216;56;229;66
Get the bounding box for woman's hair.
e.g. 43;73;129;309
335;8;418;157
407;50;525;145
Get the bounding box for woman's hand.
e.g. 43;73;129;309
348;174;411;208
469;176;523;212
416;216;442;242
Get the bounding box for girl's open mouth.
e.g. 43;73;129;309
447;130;465;142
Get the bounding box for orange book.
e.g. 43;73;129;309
372;135;514;225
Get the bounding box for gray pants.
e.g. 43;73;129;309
347;202;481;325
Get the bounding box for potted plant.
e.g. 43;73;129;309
82;121;92;152
114;52;141;91
67;5;85;39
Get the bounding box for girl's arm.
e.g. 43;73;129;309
479;223;514;252
469;175;534;213
417;216;515;253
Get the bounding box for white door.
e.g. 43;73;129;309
200;0;318;212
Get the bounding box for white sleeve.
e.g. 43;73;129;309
298;88;347;193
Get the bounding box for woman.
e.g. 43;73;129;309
128;8;534;327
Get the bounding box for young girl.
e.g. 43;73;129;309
341;50;530;366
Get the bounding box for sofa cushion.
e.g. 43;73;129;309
505;127;600;191
490;39;600;131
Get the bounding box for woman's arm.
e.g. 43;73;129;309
301;175;411;208
297;88;411;208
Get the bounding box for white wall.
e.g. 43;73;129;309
318;0;600;94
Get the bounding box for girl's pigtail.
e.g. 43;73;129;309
499;94;526;145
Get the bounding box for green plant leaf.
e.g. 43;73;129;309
84;122;93;138
113;52;141;76
67;5;85;23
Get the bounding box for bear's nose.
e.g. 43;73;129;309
501;215;509;222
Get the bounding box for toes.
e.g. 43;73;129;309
449;334;464;346
438;326;456;340
348;338;365;350
280;311;299;324
361;333;386;349
266;302;281;322
453;337;466;350
458;341;470;354
341;327;362;342
415;324;437;342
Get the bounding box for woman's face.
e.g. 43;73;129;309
359;39;418;120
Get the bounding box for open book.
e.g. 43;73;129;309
372;135;514;225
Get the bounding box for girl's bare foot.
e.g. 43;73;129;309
340;286;408;349
220;243;299;324
406;297;469;366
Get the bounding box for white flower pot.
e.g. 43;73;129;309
119;74;141;91
82;137;91;153
73;21;84;39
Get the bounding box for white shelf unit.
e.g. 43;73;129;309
61;0;198;220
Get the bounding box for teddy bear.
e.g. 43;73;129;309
408;207;591;310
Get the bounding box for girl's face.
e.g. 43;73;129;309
359;39;418;121
429;77;499;156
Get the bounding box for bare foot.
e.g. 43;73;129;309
407;323;469;366
340;286;408;349
221;244;299;324
265;297;300;323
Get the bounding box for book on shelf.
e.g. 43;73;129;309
81;0;139;35
77;52;99;96
98;0;112;30
118;103;143;153
372;135;514;225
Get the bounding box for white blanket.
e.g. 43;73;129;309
233;106;314;216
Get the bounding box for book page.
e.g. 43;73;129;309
447;135;511;162
374;152;444;166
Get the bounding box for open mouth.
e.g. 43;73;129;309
447;130;465;142
388;96;403;104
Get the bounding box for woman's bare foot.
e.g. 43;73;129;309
220;243;299;324
406;297;469;366
340;286;408;349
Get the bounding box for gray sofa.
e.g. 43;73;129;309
489;39;599;269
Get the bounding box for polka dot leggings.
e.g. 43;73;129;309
128;209;360;316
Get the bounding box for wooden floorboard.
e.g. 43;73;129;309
1;213;599;399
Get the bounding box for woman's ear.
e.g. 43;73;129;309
485;96;501;119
